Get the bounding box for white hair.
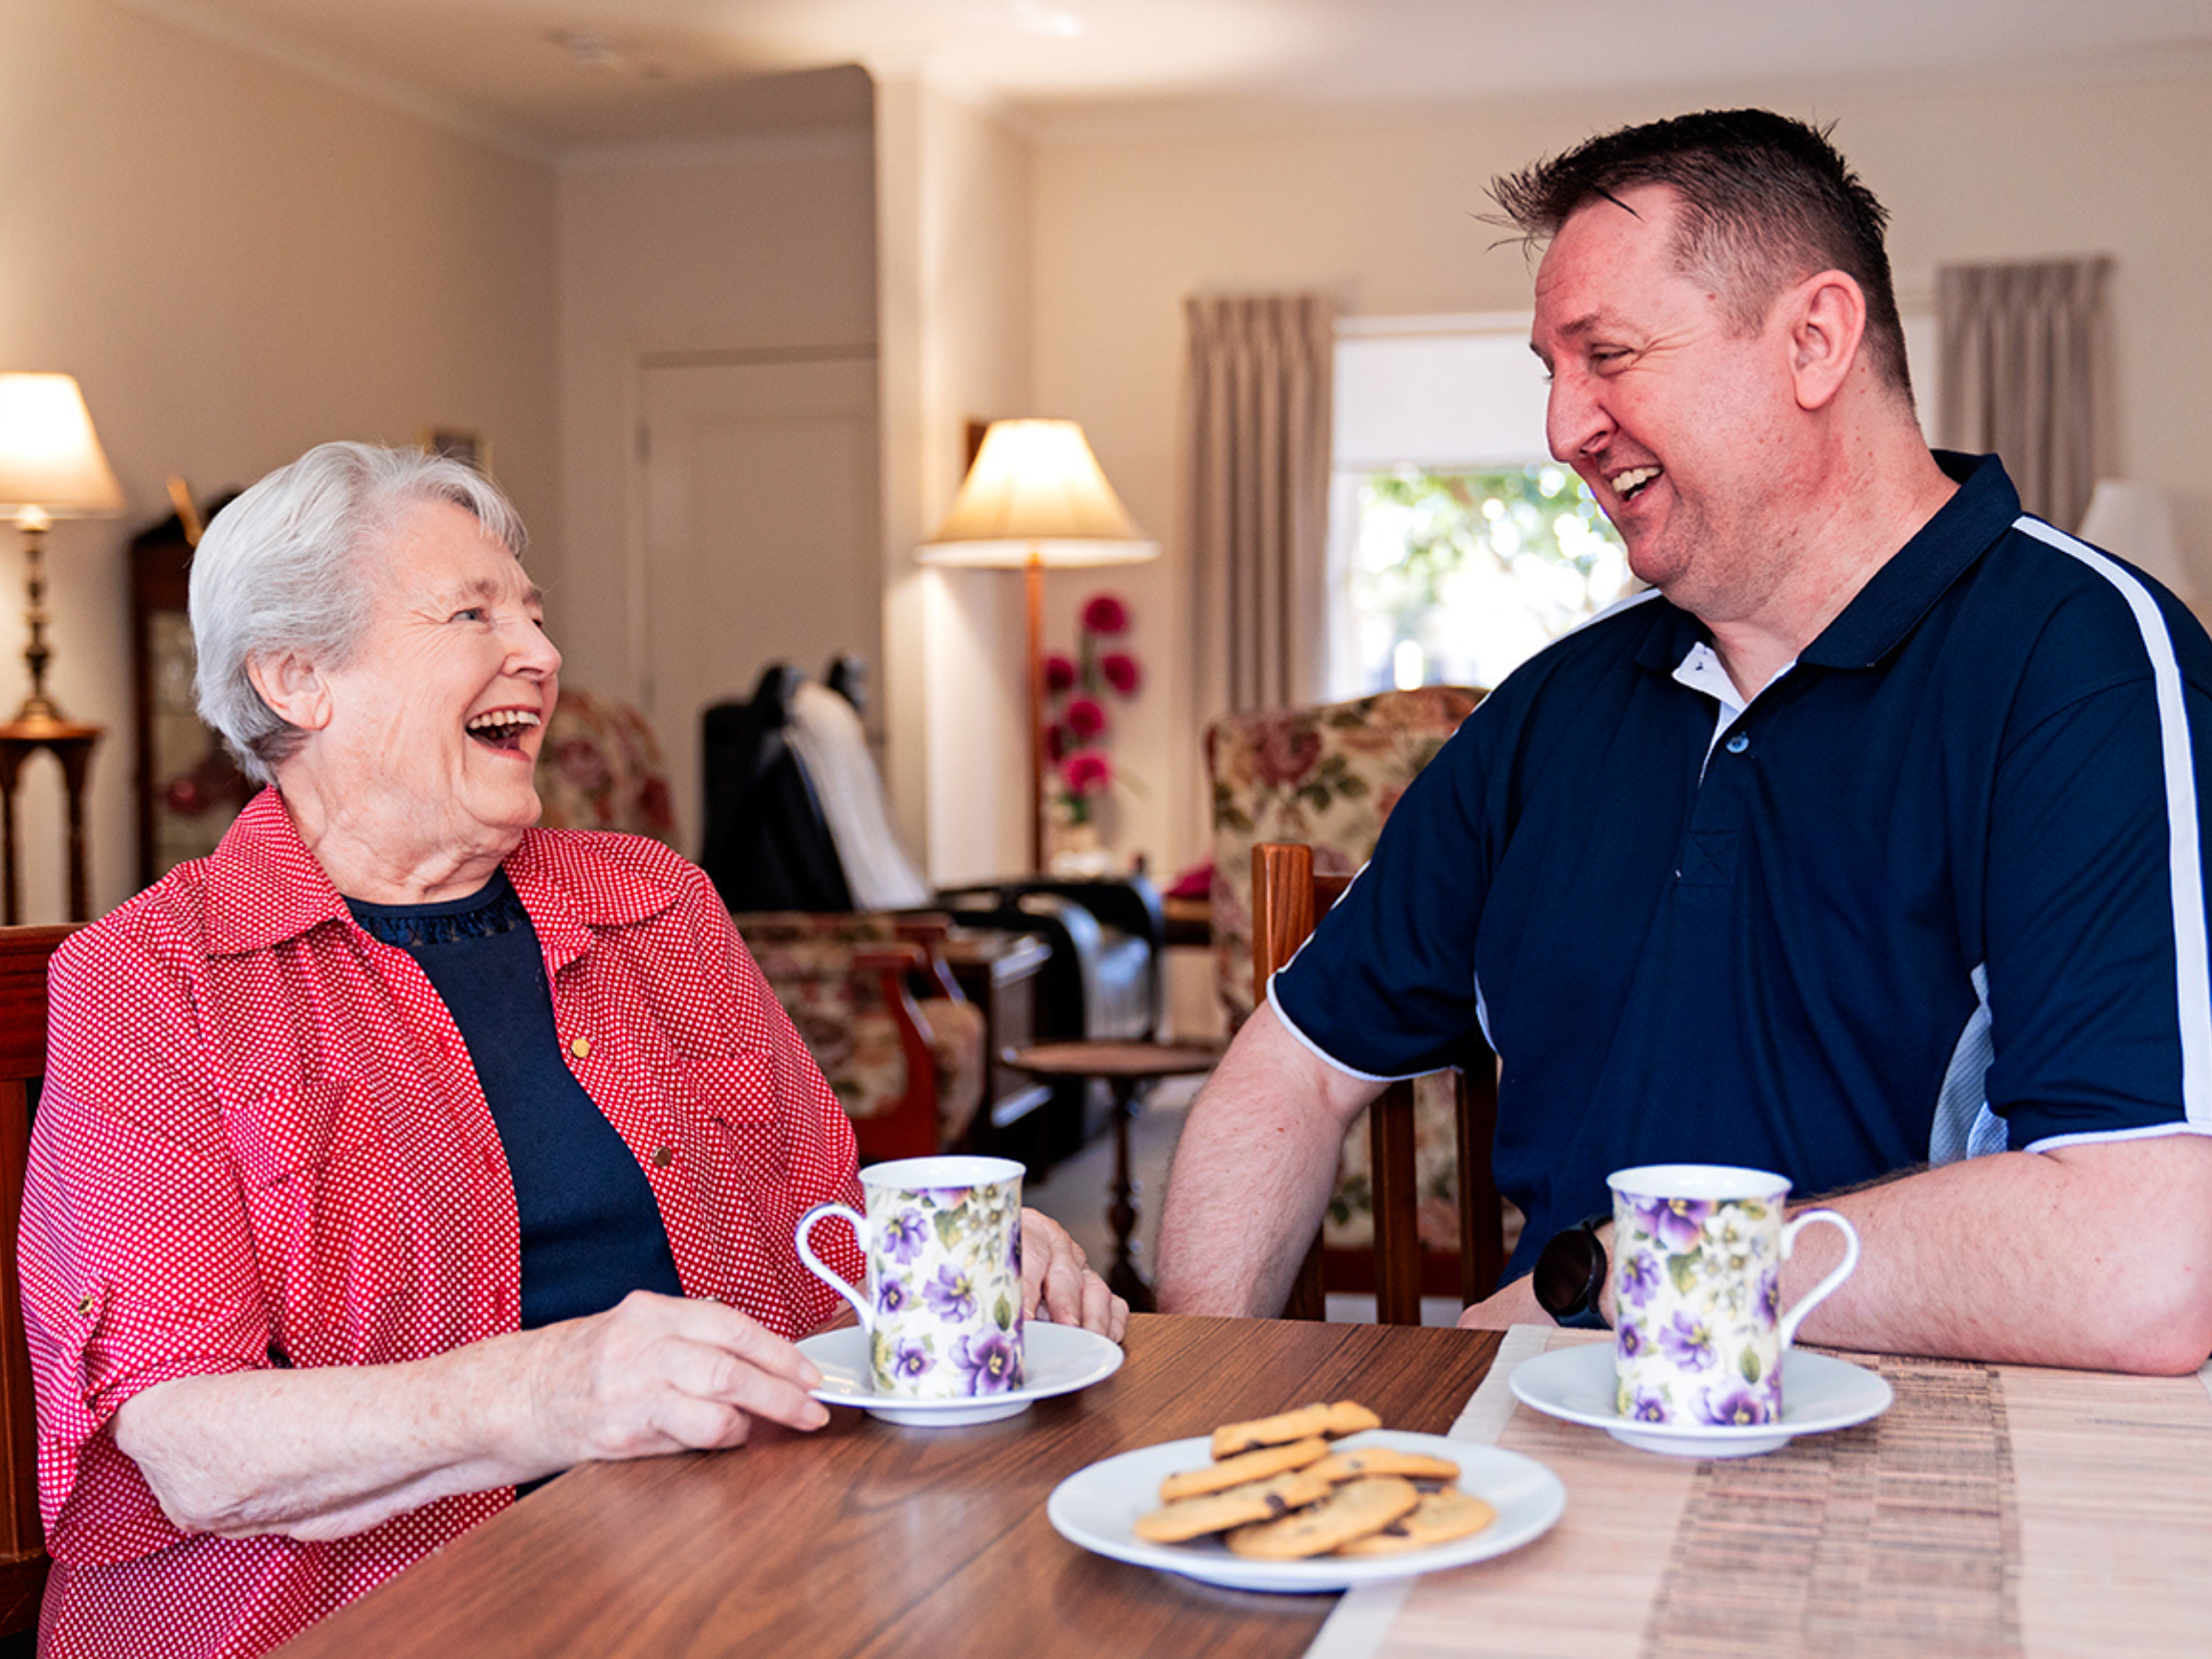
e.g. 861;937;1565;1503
190;441;527;785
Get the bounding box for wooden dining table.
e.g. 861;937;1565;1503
274;1314;1499;1658
274;1314;2212;1658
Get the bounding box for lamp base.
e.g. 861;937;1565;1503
11;694;63;725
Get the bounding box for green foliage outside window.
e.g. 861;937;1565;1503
1348;462;1630;693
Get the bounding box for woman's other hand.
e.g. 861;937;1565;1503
1019;1208;1129;1342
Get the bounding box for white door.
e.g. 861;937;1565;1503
635;353;880;855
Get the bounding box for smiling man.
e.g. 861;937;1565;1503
1155;109;2212;1375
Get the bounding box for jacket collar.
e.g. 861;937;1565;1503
201;788;677;959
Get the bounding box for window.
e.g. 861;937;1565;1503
1327;318;1628;697
1325;309;1938;697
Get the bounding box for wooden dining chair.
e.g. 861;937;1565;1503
1250;844;1504;1325
0;925;73;1638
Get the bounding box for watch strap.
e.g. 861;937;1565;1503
1533;1211;1611;1329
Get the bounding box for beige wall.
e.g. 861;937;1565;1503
1031;68;2212;878
0;0;557;922
874;75;1036;884
551;110;878;722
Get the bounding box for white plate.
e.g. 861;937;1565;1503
1509;1342;1893;1457
798;1321;1124;1427
1047;1430;1567;1593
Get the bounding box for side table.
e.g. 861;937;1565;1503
1000;1039;1222;1311
936;932;1055;1160
0;719;101;923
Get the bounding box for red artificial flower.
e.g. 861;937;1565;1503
1044;722;1068;763
1100;651;1141;696
1044;653;1077;694
1081;593;1129;634
1063;751;1113;795
1066;697;1108;740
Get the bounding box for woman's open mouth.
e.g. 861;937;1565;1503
464;710;542;752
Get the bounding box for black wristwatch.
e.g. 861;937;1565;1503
1533;1213;1611;1330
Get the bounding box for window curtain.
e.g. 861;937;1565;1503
1184;294;1336;721
1936;257;2112;530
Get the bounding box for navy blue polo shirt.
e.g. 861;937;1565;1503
1275;454;2212;1284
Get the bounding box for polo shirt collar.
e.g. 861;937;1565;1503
201;787;677;958
1629;452;2020;677
1801;451;2017;670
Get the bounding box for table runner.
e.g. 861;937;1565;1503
1311;1327;2212;1659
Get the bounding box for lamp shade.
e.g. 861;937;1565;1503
0;374;124;523
2078;479;2192;606
918;419;1157;568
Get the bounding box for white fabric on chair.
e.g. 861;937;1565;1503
785;680;932;909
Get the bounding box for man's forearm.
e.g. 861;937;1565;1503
1154;1006;1380;1317
1778;1134;2212;1374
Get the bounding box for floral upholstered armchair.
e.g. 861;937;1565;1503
1206;687;1518;1289
730;912;987;1166
535;687;677;844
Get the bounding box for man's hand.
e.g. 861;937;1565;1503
1456;1274;1546;1331
1021;1208;1129;1342
522;1290;829;1466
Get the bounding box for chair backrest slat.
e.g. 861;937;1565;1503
1250;848;1504;1326
0;924;74;1633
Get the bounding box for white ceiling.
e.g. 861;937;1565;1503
123;0;2212;153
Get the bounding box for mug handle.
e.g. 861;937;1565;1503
794;1203;874;1334
1776;1207;1861;1350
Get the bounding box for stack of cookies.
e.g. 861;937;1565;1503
1134;1402;1496;1559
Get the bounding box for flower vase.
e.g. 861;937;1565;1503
1048;818;1117;878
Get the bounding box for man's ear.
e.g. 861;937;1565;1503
246;653;334;735
1784;270;1868;412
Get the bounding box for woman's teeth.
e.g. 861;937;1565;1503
465;710;541;747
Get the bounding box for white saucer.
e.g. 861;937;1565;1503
1509;1343;1892;1457
797;1321;1124;1427
1048;1430;1566;1593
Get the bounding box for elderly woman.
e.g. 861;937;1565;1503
18;442;1124;1659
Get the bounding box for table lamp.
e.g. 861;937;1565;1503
2078;479;2195;608
918;419;1158;871
0;373;125;722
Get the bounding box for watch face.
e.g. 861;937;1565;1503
1533;1225;1604;1316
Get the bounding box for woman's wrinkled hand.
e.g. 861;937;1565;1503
1019;1208;1129;1343
523;1290;830;1466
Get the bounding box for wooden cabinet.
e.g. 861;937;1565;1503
129;516;249;891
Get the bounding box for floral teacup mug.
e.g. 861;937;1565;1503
1608;1163;1859;1429
795;1155;1025;1400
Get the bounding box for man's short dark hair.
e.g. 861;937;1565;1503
1492;109;1912;400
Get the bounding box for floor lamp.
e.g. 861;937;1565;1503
918;420;1158;873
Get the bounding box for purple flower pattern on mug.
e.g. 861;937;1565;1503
883;1207;930;1264
1629;1390;1671;1423
1620;1249;1663;1308
1659;1311;1716;1371
876;1275;908;1316
924;1264;978;1323
1757;1266;1782;1328
1616;1318;1644;1360
1633;1195;1713;1252
1699;1386;1773;1427
890;1338;931;1381
956;1331;1023;1395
